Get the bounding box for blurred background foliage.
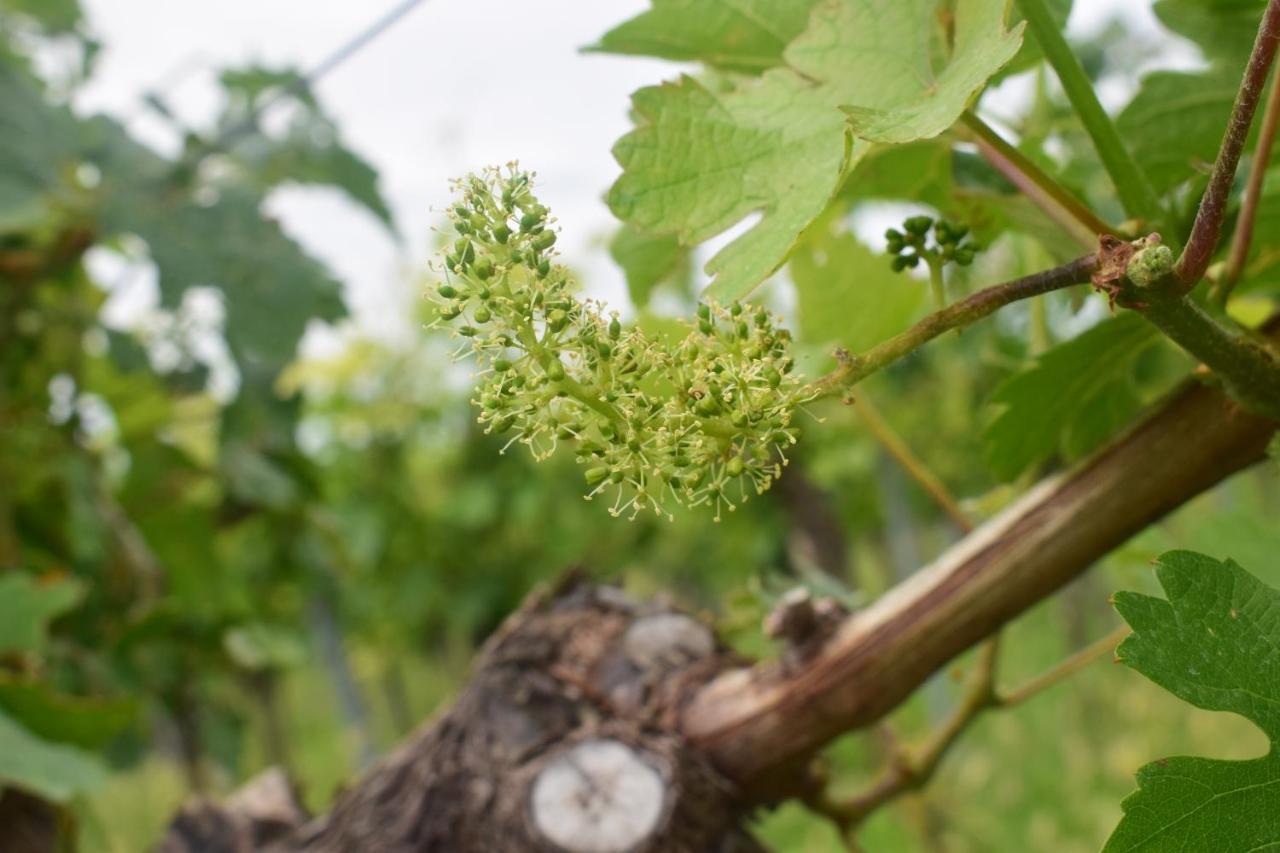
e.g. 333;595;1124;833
1;0;1278;851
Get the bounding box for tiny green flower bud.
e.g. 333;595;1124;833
904;215;933;236
532;230;557;251
473;306;492;324
596;341;612;359
608;317;621;340
695;396;721;416
697;303;711;321
458;325;477;337
473;257;494;279
438;283;457;299
546;360;565;381
520;212;541;232
493;224;511;244
726;456;744;477
493;358;513;372
537;259;551;278
492;415;516;433
585;466;609;485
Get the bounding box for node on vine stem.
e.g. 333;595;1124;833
427;165;814;521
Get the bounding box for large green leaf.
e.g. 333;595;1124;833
0;709;105;803
789;230;925;353
836;0;1024;145
589;0;821;73
609;0;1023;303
982;314;1162;480
1116;68;1247;194
1106;551;1280;852
0;574;82;654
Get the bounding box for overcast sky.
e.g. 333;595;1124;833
75;0;1191;352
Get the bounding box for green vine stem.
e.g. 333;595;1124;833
961;111;1115;247
1135;293;1280;420
805;624;1127;837
812;254;1098;398
850;392;972;533
1017;0;1164;225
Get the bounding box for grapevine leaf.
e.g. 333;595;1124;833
0;709;105;803
609;0;1022;303
790;230;925;352
609;224;690;309
589;0;821;73
0;677;137;751
983;315;1162;480
1106;551;1280;852
837;0;1025;145
0;575;82;655
1154;0;1267;64
610;74;861;304
218;66;397;231
1117;68;1249;194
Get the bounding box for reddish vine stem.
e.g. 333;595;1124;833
961;111;1116;248
1176;0;1280;289
1219;61;1280;300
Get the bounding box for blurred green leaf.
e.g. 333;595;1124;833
0;708;105;803
223;623;307;672
0;0;83;34
218;66;396;232
1154;0;1267;63
1106;551;1280;852
590;0;820;73
609;224;689;309
983;315;1161;480
0;574;82;654
0;678;137;750
790;230;924;353
1117;68;1247;193
609;0;1021;303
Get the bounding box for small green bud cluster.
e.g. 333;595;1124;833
428;166;812;521
884;216;978;272
1125;241;1174;288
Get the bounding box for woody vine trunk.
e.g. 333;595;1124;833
153;335;1279;851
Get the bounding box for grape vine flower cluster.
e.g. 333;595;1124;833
885;216;977;271
428;165;813;521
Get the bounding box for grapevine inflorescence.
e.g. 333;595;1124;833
428;165;813;521
885;216;978;272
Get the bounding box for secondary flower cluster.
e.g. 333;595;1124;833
428;165;811;520
885;216;977;272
